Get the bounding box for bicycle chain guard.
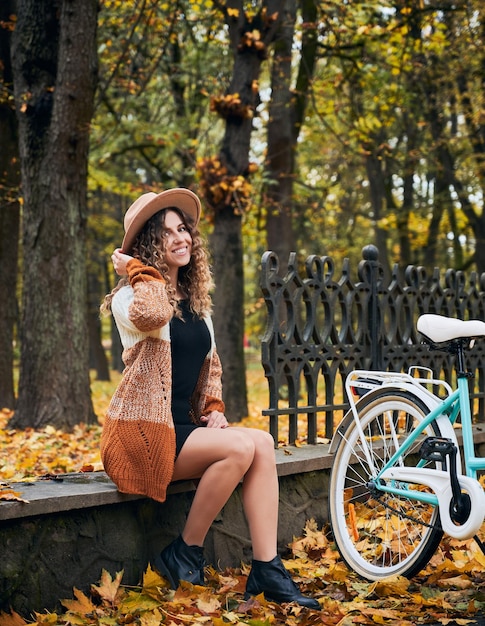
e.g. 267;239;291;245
419;437;472;525
379;466;485;539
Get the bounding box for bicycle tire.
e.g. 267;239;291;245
329;388;444;580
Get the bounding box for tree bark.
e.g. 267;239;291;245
10;0;98;429
212;48;258;420
398;114;417;267
265;0;318;263
364;143;392;281
264;0;298;262
88;270;110;381
209;0;281;420
0;2;20;410
211;210;246;420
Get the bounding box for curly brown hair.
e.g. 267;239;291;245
101;207;213;319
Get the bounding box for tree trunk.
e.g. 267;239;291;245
422;60;478;271
0;2;20;410
364;145;392;281
265;0;318;262
212;46;259;421
210;0;282;420
211;210;246;420
398;114;417;267
87;271;110;381
264;0;298;262
10;0;98;429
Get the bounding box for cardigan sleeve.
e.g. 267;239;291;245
126;258;165;285
190;348;225;422
113;260;173;335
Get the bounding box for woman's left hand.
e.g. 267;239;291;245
200;410;228;429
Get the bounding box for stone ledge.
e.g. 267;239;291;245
0;443;332;615
0;443;331;522
2;421;484;523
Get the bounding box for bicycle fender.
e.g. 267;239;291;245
380;467;485;540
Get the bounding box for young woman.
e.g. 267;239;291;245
100;188;319;609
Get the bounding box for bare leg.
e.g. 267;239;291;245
231;427;279;561
165;427;319;608
172;427;279;560
172;427;256;546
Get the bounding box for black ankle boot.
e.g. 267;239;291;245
153;535;206;588
245;555;320;609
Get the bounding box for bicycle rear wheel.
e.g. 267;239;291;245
329;388;444;580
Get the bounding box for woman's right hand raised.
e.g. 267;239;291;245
111;248;133;276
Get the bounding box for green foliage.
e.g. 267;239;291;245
86;0;485;341
91;0;230;195
289;0;484;273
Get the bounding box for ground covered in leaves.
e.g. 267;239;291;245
1;520;485;626
2;367;485;624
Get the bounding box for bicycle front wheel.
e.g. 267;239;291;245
329;389;444;580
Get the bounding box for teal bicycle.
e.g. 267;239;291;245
329;314;485;581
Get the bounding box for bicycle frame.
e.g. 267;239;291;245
344;371;485;539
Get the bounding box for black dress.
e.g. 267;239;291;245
170;299;211;456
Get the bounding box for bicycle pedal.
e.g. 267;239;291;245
419;437;456;462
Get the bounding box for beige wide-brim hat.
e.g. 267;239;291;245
121;188;201;253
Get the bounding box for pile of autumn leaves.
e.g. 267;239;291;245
0;409;104;487
2;407;485;625
2;520;485;626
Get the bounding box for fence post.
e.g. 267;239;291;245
362;244;383;370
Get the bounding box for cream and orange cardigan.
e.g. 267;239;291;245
100;259;225;503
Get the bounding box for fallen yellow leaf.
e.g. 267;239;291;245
91;568;124;605
0;488;29;503
61;587;96;615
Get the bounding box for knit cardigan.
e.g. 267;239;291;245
100;258;225;503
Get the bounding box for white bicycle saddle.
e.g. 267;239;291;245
417;314;485;343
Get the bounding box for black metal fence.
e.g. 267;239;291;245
260;246;485;445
